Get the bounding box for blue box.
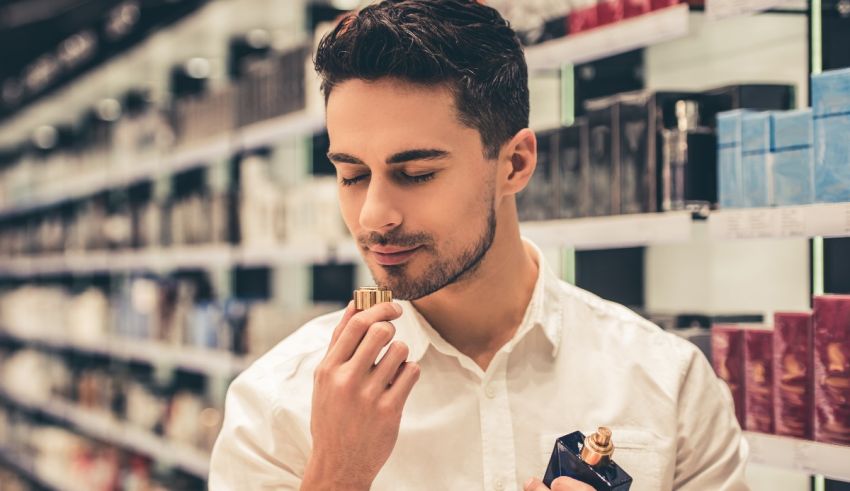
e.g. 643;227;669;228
771;109;814;206
741;112;772;208
812;68;850;203
717;110;751;209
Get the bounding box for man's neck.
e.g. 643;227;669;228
411;226;539;372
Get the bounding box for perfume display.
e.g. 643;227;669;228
710;295;850;446
518;83;794;220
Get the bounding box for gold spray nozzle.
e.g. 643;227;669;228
353;286;393;310
580;426;615;468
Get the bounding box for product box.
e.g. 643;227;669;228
711;324;746;428
617;92;653;214
555;120;590;219
517;128;558;221
740;112;772;208
624;0;652;17
650;0;680;9
701;84;796;127
597;0;624;25
811;68;850;203
585;96;620;216
770;109;814;206
812;295;850;444
569;0;600;34
773;312;814;439
717;110;750;209
744;326;775;434
617;91;704;213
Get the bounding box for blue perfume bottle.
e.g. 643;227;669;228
543;427;632;490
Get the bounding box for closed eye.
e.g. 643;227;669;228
339;172;436;187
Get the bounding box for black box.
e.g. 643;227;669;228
700;84;796;127
518;128;558;221
555;120;589;219
585;96;619;216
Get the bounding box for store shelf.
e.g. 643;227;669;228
0;163;161;221
524;4;690;71
520;211;695;250
709;203;850;241
238;110;326;152
705;0;806;19
0;329;250;377
0;389;210;479
0;110;325;221
0;239;361;275
745;432;850;482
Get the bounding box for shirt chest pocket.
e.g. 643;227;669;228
538;428;668;491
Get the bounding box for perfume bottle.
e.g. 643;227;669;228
353;286;393;311
660;100;717;212
543;427;633;490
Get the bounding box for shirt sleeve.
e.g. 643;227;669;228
208;371;309;491
673;346;750;490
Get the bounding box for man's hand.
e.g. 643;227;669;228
524;477;595;491
301;301;421;491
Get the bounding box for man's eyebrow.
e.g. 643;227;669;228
327;152;365;165
327;148;450;166
386;148;450;164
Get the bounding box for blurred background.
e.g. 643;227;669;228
0;0;848;489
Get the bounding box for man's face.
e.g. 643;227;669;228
326;78;498;300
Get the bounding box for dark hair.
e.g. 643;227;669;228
313;0;529;159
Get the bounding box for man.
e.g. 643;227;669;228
209;1;749;490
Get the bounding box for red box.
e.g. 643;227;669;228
813;295;850;445
773;312;813;439
651;0;680;9
624;0;652;17
597;0;625;25
569;4;599;34
712;324;746;428
744;327;775;434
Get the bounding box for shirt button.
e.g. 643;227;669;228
494;479;504;491
485;384;496;398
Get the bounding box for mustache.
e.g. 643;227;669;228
358;230;433;249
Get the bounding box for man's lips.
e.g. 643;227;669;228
368;245;422;266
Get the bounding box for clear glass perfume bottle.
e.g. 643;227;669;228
543;427;633;490
660;100;716;213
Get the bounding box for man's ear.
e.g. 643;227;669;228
498;128;537;198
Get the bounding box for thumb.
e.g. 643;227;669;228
551;476;595;491
523;477;550;491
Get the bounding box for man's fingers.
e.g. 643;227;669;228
523;477;594;491
348;321;396;372
327;301;357;353
523;477;549;491
551;477;595;491
384;361;420;406
371;340;410;387
326;302;402;365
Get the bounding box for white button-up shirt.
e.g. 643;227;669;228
210;240;748;490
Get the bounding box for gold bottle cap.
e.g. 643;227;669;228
580;427;615;468
353;286;393;310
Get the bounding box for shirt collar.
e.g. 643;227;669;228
395;237;563;363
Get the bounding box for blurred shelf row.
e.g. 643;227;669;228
0;203;846;278
0;388;209;482
0;329;250;378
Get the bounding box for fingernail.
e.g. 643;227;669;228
524;477;535;489
393;302;403;314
